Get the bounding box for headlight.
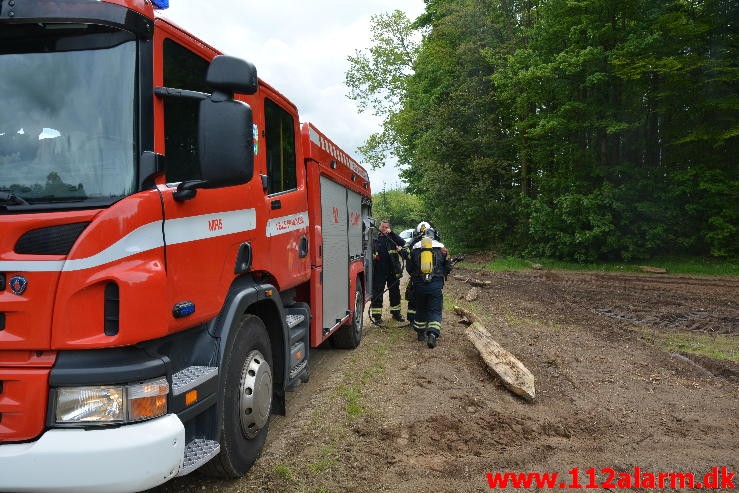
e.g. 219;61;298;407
55;377;169;425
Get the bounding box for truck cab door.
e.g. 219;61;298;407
261;96;310;288
154;32;260;328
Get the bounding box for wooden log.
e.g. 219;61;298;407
465;287;481;301
639;265;667;274
454;306;536;401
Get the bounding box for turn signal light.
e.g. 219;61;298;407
55;377;169;425
128;378;169;421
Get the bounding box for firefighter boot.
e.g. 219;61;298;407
391;311;405;323
370;307;383;325
427;333;437;349
413;321;426;341
426;321;441;349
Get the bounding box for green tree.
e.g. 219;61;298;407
347;0;738;260
345;10;421;169
398;0;527;250
371;188;427;231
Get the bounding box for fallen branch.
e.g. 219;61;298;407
639;265;668;274
452;275;492;287
454;306;535;401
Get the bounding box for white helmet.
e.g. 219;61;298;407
416;221;431;234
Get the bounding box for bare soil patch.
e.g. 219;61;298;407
157;268;738;492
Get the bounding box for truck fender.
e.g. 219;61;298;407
207;275;289;416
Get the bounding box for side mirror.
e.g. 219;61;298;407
176;56;257;200
198;97;253;188
206;55;257;95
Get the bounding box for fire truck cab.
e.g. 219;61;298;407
0;1;373;491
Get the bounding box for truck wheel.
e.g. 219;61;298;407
331;279;364;349
204;315;273;478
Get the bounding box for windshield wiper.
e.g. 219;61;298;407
26;195;91;204
0;190;29;205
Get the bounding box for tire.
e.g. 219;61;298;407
331;279;364;349
203;315;273;478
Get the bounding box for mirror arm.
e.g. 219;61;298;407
153;87;209;101
210;89;231;103
173;179;208;202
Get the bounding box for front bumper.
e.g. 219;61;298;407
0;414;185;493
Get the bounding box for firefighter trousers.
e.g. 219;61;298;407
370;268;402;319
405;282;416;323
411;277;444;337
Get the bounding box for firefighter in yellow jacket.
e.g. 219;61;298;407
405;223;452;348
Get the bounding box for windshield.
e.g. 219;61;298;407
0;27;137;205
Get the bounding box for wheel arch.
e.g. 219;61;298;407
244;299;286;414
208;275;289;417
349;260;365;322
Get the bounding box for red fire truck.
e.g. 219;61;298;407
0;1;374;491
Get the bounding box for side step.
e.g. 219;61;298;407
285;303;310;387
289;359;308;380
171;366;218;396
178;438;220;477
287;314;306;343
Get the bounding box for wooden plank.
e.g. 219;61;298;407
455;306;536;401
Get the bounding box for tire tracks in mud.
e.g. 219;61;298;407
592;307;738;335
455;267;739;336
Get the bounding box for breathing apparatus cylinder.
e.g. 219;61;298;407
420;237;434;275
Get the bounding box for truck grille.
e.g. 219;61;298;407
15;222;89;255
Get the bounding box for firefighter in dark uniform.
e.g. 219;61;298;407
404;221;441;325
406;224;452;348
370;219;406;323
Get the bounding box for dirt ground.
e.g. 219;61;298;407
158;261;738;492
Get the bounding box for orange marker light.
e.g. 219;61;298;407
129;394;167;421
185;389;198;406
127;378;169;422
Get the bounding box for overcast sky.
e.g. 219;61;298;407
159;1;426;193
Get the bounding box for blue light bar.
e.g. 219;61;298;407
152;0;169;9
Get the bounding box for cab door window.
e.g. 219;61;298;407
264;98;296;194
162;39;209;183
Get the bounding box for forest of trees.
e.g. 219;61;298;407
346;0;737;261
371;187;428;232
